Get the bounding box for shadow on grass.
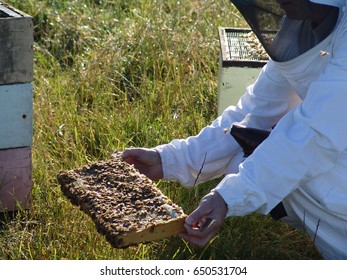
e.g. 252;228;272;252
143;214;322;260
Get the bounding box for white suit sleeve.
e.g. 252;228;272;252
215;32;347;217
155;62;299;187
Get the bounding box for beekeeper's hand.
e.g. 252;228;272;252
180;190;227;247
118;148;163;181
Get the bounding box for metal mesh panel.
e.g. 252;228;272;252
219;28;276;67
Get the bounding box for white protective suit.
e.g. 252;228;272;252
155;0;347;259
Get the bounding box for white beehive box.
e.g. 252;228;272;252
0;2;33;213
217;28;271;115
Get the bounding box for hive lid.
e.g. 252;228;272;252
0;1;30;18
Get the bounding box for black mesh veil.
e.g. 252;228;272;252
230;0;284;61
230;0;339;61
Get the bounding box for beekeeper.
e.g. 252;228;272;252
120;0;347;259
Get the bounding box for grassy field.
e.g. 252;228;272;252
0;0;321;260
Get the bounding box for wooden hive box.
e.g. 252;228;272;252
0;1;33;85
0;83;33;149
0;147;32;212
0;2;33;214
217;28;270;115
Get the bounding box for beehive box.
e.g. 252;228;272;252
0;2;33;214
0;147;32;212
0;83;33;149
0;1;33;85
217;28;271;115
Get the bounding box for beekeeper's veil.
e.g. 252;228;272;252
230;0;343;61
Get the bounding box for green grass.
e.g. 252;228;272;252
0;0;321;260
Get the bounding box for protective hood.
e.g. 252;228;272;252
230;0;342;61
310;0;344;8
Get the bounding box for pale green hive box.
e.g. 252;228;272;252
0;83;33;149
217;28;270;116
